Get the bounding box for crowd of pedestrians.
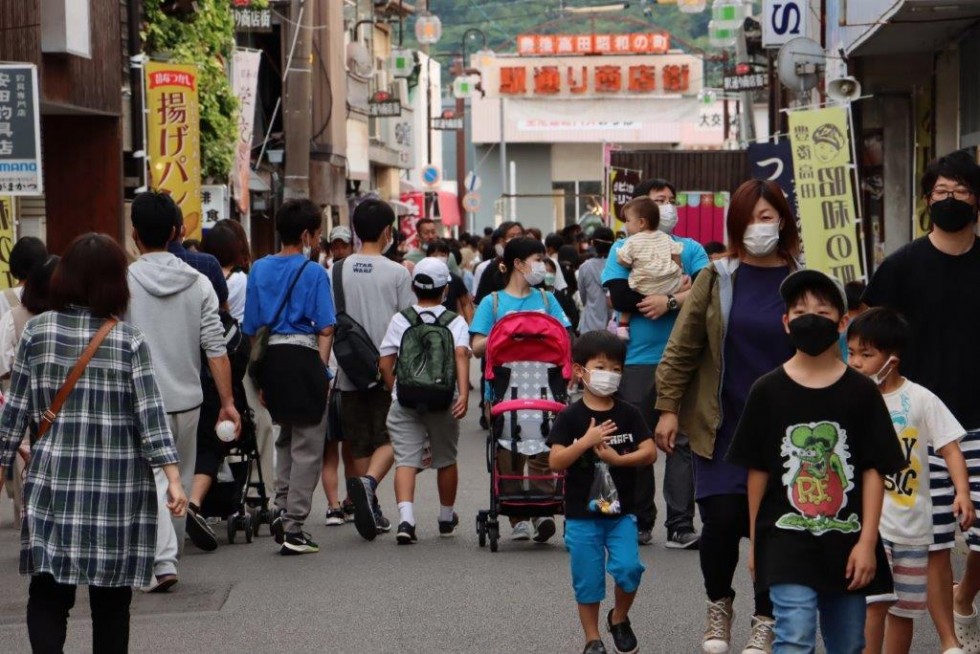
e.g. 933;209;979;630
5;149;980;653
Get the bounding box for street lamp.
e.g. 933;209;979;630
455;28;491;228
415;13;442;45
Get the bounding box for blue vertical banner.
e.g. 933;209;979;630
748;141;798;217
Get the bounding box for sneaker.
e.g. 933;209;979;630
511;520;533;541
396;521;418;544
438;513;460;537
374;504;392;534
607;609;638;654
185;505;218;552
583;640;608;654
955;608;980;654
637;529;653;546
703;598;734;654
532;516;557;543
325;508;345;526
342;497;355;522
667;529;700;550
280;531;319;555
270;508;286;545
347;477;377;541
742;616;774;654
142;573;178;593
944;649;967;654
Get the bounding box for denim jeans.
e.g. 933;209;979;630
770;584;866;653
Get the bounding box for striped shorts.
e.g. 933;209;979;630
867;540;929;618
929;428;980;552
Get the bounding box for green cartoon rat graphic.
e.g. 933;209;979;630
777;422;861;535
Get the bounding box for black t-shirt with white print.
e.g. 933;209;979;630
726;366;906;595
547;399;651;519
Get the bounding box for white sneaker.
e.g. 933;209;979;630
742;615;774;654
955;609;980;654
511;520;533;541
944;648;966;654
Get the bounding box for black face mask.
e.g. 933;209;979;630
930;197;977;233
787;314;841;357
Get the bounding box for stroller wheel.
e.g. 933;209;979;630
227;514;238;544
476;512;487;547
258;508;272;535
244;514;254;543
488;522;499;553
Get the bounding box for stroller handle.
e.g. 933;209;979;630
490;398;567;417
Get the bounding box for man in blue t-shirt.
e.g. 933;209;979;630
602;178;709;549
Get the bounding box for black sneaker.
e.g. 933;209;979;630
438;513;459;537
666;529;700;550
325;508;345;526
271;508;286;545
532;516;557;543
280;531;319;555
396;521;417;544
186;504;218;552
347;477;377;541
375;511;392;534
607;609;638;654
342;497;355;523
583;640;608;654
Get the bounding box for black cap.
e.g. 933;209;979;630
779;269;848;316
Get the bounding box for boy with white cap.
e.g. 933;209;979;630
379;257;471;544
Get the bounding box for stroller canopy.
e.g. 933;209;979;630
484;311;573;381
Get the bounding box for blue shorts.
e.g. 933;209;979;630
564;515;646;604
929;428;980;551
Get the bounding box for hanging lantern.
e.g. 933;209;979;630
708;20;737;48
453;75;476;99
677;0;707;13
711;0;744;29
473;49;496;72
415;13;442;45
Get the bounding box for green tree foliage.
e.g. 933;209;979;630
142;1;264;180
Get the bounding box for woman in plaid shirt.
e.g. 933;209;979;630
0;233;185;653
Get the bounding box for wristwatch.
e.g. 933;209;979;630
666;295;679;312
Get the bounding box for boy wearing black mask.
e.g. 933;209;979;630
864;150;980;653
727;270;905;652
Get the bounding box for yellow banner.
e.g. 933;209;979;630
788;106;865;283
0;197;14;289
145;62;203;240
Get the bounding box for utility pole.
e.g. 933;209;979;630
735;25;757;144
283;0;312;200
454;56;466;222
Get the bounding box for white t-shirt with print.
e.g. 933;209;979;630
880;379;964;545
380;304;470;401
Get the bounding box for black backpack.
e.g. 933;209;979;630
395;308;458;412
332;258;382;390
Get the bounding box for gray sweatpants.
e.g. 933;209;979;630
153;408;200;577
275;405;328;535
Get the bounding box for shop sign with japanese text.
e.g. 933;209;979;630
145;62;204;240
0;65;42;196
369;99;402;118
232;50;261;213
484;54;701;99
232;0;272;32
0;197;15;289
607;168;641;230
723;72;767;92
788;106;865;283
432;116;464;130
517;33;670;56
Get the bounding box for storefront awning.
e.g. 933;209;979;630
843;1;980;57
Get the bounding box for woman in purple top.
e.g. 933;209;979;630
654;180;801;654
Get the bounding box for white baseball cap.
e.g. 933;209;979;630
413;257;450;289
329;225;352;243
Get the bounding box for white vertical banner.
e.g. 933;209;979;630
231;50;261;214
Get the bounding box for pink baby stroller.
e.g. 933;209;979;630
476;308;572;552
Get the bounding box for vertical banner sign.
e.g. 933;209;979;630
675;192;730;245
913;85;933;239
0;197;15;288
231;51;260;214
748;141;798;217
145;62;203;240
0;65;43;195
788;106;866;282
607;167;641;231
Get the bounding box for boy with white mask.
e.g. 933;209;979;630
549;330;657;654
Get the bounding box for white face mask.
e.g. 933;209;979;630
301;234;313;259
584;369;622;397
381;229;394;254
494;243;505;258
658;202;679;234
523;261;547;286
870;356;899;386
743;222;780;257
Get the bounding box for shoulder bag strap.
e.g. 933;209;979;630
333;257;347;314
270;260;311;328
36;318;118;441
402;307;421;326
436;309;458;327
491;292;499;321
538;288;548;307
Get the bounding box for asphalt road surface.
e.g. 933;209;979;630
0;399;956;653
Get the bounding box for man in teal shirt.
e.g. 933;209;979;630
602;178;709;548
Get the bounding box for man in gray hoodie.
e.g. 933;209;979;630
127;191;240;591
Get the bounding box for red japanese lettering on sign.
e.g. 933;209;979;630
595;66;622;93
567;66;588;94
533;66;561;94
663;65;690;92
500;67;528;95
148;71;196;91
628;66;656;93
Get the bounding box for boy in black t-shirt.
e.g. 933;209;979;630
547;331;657;654
727;270;905;652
